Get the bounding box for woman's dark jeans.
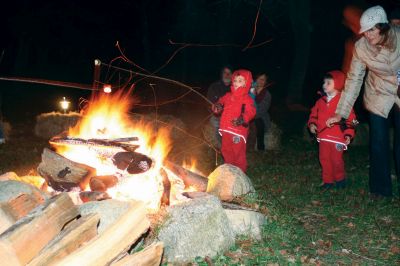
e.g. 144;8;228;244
369;106;400;197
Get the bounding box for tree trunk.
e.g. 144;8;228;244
286;0;311;104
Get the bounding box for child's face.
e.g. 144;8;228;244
323;78;336;95
233;75;246;90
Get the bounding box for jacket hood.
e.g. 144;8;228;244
231;69;253;96
328;70;345;91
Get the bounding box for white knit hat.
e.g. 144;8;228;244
359;5;388;33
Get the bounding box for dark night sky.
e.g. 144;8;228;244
0;0;399;122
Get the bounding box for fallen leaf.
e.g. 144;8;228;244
317;249;328;256
359;245;368;254
390;246;400;254
311;200;322;206
287;256;296;263
279;250;288;255
347;222;355;228
300;255;308;263
204;256;213;266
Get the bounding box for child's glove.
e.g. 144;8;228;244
232;116;245;127
212;103;223;114
309;124;317;134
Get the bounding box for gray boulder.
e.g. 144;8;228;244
157;194;235;263
224;209;266;240
0;180;47;203
207;164;255;201
264;122;282;150
79;199;132;234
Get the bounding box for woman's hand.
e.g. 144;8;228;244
326;114;342;128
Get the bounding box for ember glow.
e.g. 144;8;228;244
54;90;172;210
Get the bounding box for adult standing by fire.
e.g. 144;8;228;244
207;66;233;148
327;6;400;199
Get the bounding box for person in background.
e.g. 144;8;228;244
308;70;356;189
207;66;233;147
250;73;272;151
212;69;256;172
342;5;363;74
327;6;400;198
389;8;400;26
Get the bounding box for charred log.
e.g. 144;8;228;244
37;148;95;191
164;161;208;192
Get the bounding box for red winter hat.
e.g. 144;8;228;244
327;70;345;91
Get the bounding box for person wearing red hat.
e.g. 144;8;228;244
212;69;256;172
308;70;357;189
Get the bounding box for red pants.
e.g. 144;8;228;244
221;133;247;172
319;141;345;184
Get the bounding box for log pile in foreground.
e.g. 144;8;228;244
0;191;162;266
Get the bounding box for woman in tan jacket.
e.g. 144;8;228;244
327;6;400;198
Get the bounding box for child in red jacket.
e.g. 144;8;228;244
212;69;256;172
308;70;356;189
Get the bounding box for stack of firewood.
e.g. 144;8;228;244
0;192;163;266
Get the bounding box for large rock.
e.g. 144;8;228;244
0;172;19;182
0;180;47;203
79;199;132;234
224;208;266;240
157;194;235;263
264;122;282;150
34;112;81;139
207;164;255;201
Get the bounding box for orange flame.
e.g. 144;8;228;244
182;158;204;176
55;90;172;210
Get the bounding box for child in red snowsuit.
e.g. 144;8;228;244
212;69;256;172
308;70;356;189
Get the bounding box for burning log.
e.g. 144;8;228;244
50;136;154;175
37;148;96;191
0;193;79;266
28;213;99;266
112;242;164;266
0;193;45;234
50;136;140;153
79;191;111;202
55;201;149;266
159;168;171;206
89;175;118;192
165;161;208;192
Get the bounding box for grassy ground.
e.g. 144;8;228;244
1;117;400;265
196;110;400;265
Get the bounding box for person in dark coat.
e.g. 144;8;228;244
252;73;272;151
207;66;232;147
